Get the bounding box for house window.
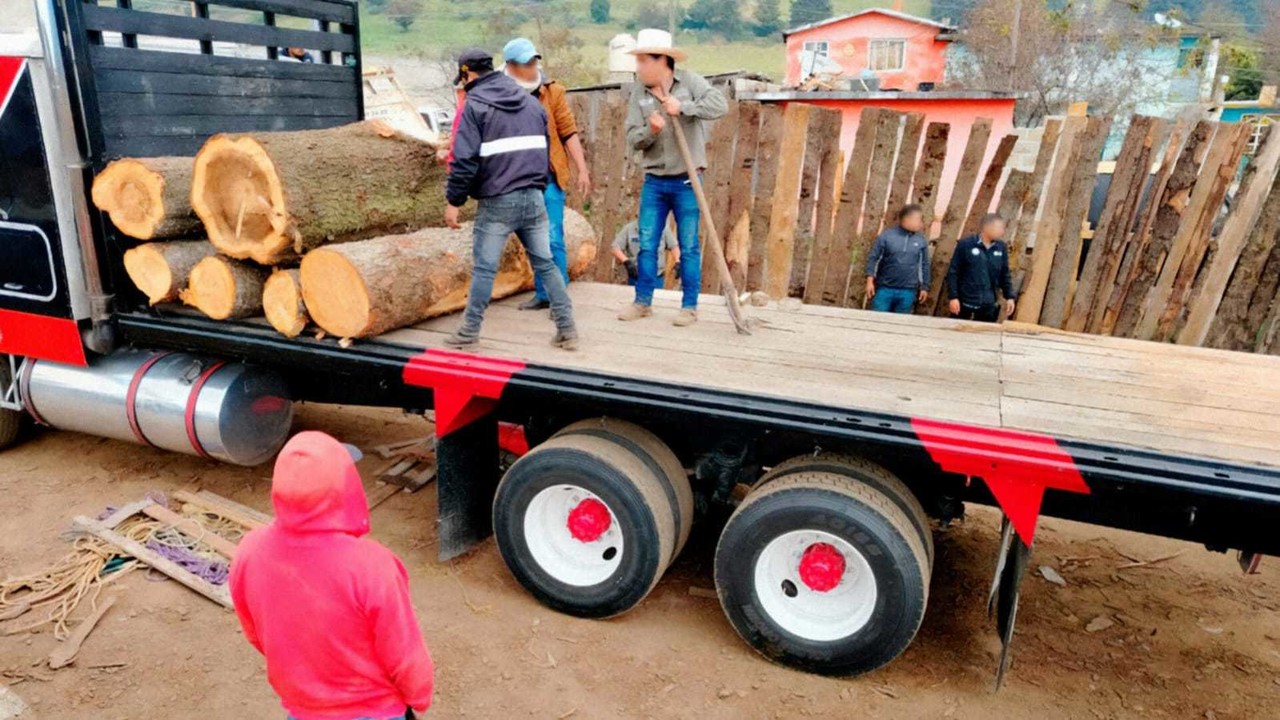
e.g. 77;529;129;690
803;41;829;58
868;39;906;72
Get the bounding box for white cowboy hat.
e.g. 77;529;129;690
627;28;687;63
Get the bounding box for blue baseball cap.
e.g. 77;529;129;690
503;37;540;65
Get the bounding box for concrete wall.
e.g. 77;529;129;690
786;12;948;90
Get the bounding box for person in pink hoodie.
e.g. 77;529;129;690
230;431;434;719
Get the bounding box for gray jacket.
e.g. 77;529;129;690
866;225;930;290
626;70;727;176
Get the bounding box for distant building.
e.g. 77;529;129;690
1218;86;1279;160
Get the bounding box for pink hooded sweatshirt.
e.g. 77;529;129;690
230;431;434;719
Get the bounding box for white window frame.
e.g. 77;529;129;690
868;38;906;72
802;40;830;58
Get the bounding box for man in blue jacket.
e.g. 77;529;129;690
444;48;578;351
946;213;1017;322
865;204;930;314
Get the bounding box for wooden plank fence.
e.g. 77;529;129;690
565;88;1280;355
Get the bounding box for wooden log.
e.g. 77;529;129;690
701;100;740;294
90;156;201;240
263;268;310;338
725;103;762;291
1205;176;1280;350
822;107;883;306
1067;116;1164;333
178;255;268;320
925;117;993;314
1134;123;1245;340
122;240;216;305
747;104;785;292
910;122;951;236
765;103;811;299
802;111;844;305
1009;119;1063;295
301;210;598;338
1154;124;1252;341
789;106;834;297
1111;120;1215;337
1014;116;1086;323
847;110;902;307
1041;115;1112;328
190;120;448;264
1100;120;1188;335
884;112;925;231
73;516;232;609
961;133;1019;238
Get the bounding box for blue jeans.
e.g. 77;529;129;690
871;287;917;314
636;174;701;309
533;181;569;302
460;187;574;336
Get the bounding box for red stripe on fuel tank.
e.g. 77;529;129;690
184;361;226;460
125;352;173;447
911;418;1090;544
402;349;526;436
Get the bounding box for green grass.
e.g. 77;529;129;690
359;0;935;83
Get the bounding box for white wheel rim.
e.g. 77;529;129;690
523;484;625;587
753;530;877;642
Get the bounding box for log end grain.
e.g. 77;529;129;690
123;240;215;305
263;269;310;338
298;247;376;338
191;134;293;263
91;157;199;240
179;256;267;320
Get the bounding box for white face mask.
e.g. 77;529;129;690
505;66;542;92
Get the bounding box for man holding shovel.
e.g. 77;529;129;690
618;29;727;327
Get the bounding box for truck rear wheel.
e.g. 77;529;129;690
554;418;694;559
759;452;934;567
0;357;25;450
714;472;929;676
493;433;677;618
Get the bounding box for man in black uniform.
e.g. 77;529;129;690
946;213;1016;322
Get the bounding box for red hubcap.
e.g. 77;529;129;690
566;498;611;542
797;542;846;592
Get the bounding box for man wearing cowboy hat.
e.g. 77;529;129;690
618;29;727;327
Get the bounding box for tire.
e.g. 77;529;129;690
714;471;929;676
493;433;677;618
0;356;24;451
555;417;694;558
759;452;934;568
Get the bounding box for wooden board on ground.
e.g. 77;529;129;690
746;104;785;292
377;282;1280;470
48;596;116;670
926;117;993;314
175;490;270;528
73;517;232;609
764;103;812;299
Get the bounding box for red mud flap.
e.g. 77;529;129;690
403;349;526;561
0;309;86;367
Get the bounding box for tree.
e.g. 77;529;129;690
386;0;418;31
682;0;744;39
754;0;782;37
629;5;674;32
1265;3;1280;85
789;0;832;29
1221;45;1263;101
949;0;1176;125
590;0;611;24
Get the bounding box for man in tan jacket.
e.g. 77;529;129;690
503;37;592;312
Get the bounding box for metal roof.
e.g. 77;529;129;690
783;8;958;39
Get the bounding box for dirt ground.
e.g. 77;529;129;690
1;403;1277;720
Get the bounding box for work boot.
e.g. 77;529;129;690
673;309;698;327
617;303;653;322
552;328;579;351
443;330;479;349
518;297;550;311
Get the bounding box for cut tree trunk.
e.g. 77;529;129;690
190;121;451;264
179;255;268;320
91;157;201;240
122;240;216;305
263;269;309;338
301;209;597;338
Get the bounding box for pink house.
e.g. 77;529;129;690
784;8;954;90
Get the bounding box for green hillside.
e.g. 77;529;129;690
360;0;934;84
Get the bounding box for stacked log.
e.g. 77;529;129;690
189;120;452;264
262;270;310;338
91;157;202;240
300;211;597;338
179;256;268;320
122;240;216;305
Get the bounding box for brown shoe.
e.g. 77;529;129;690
673;309;697;327
617;303;653;322
443;331;479;349
552;329;579;351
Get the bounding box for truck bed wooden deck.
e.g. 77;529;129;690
377;283;1280;470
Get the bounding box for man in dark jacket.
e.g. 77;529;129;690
865;204;930;314
444;48;578;350
946;213;1017;322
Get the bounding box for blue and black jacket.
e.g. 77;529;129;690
946;234;1016;307
446;72;550;207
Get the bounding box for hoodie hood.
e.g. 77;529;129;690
270;431;370;536
465;72;532;112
